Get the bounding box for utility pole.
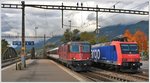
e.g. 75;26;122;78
68;20;71;41
69;20;71;31
21;1;26;68
96;5;98;30
35;27;38;39
43;34;46;58
62;3;63;28
34;27;38;58
96;5;99;44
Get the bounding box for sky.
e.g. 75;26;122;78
1;0;149;46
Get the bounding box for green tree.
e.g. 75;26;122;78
98;36;109;43
61;29;80;43
72;29;80;41
1;39;9;54
61;29;71;43
80;31;96;44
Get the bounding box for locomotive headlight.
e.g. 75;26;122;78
72;57;76;60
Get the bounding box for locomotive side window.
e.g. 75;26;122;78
70;44;79;52
121;44;139;54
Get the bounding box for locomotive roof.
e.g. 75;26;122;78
92;42;111;48
59;41;90;47
67;41;89;44
92;41;137;48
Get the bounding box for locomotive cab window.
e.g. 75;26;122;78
82;45;90;52
70;44;79;52
121;44;138;54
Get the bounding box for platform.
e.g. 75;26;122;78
2;59;89;82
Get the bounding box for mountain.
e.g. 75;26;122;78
45;35;63;46
14;21;149;51
15;35;63;51
97;21;149;40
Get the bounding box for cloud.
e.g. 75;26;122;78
87;13;95;21
1;0;149;45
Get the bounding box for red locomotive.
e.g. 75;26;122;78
58;41;91;71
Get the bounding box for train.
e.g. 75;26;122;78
91;41;142;72
47;41;91;71
47;40;142;72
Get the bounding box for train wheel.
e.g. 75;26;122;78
115;66;120;72
66;64;70;68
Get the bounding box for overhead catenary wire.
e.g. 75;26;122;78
2;18;14;29
100;1;149;24
26;14;36;27
44;6;50;28
80;1;149;28
80;1;121;29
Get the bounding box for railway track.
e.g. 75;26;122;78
80;72;101;82
48;55;149;82
80;67;149;82
80;71;131;82
120;72;149;81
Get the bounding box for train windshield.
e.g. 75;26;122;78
70;44;79;52
121;44;138;54
82;44;90;52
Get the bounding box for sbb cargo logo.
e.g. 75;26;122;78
91;49;101;62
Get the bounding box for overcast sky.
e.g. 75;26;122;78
1;0;149;46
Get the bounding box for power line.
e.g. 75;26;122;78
43;2;50;29
100;2;149;24
2;18;14;29
81;1;121;28
26;14;36;27
2;35;53;38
